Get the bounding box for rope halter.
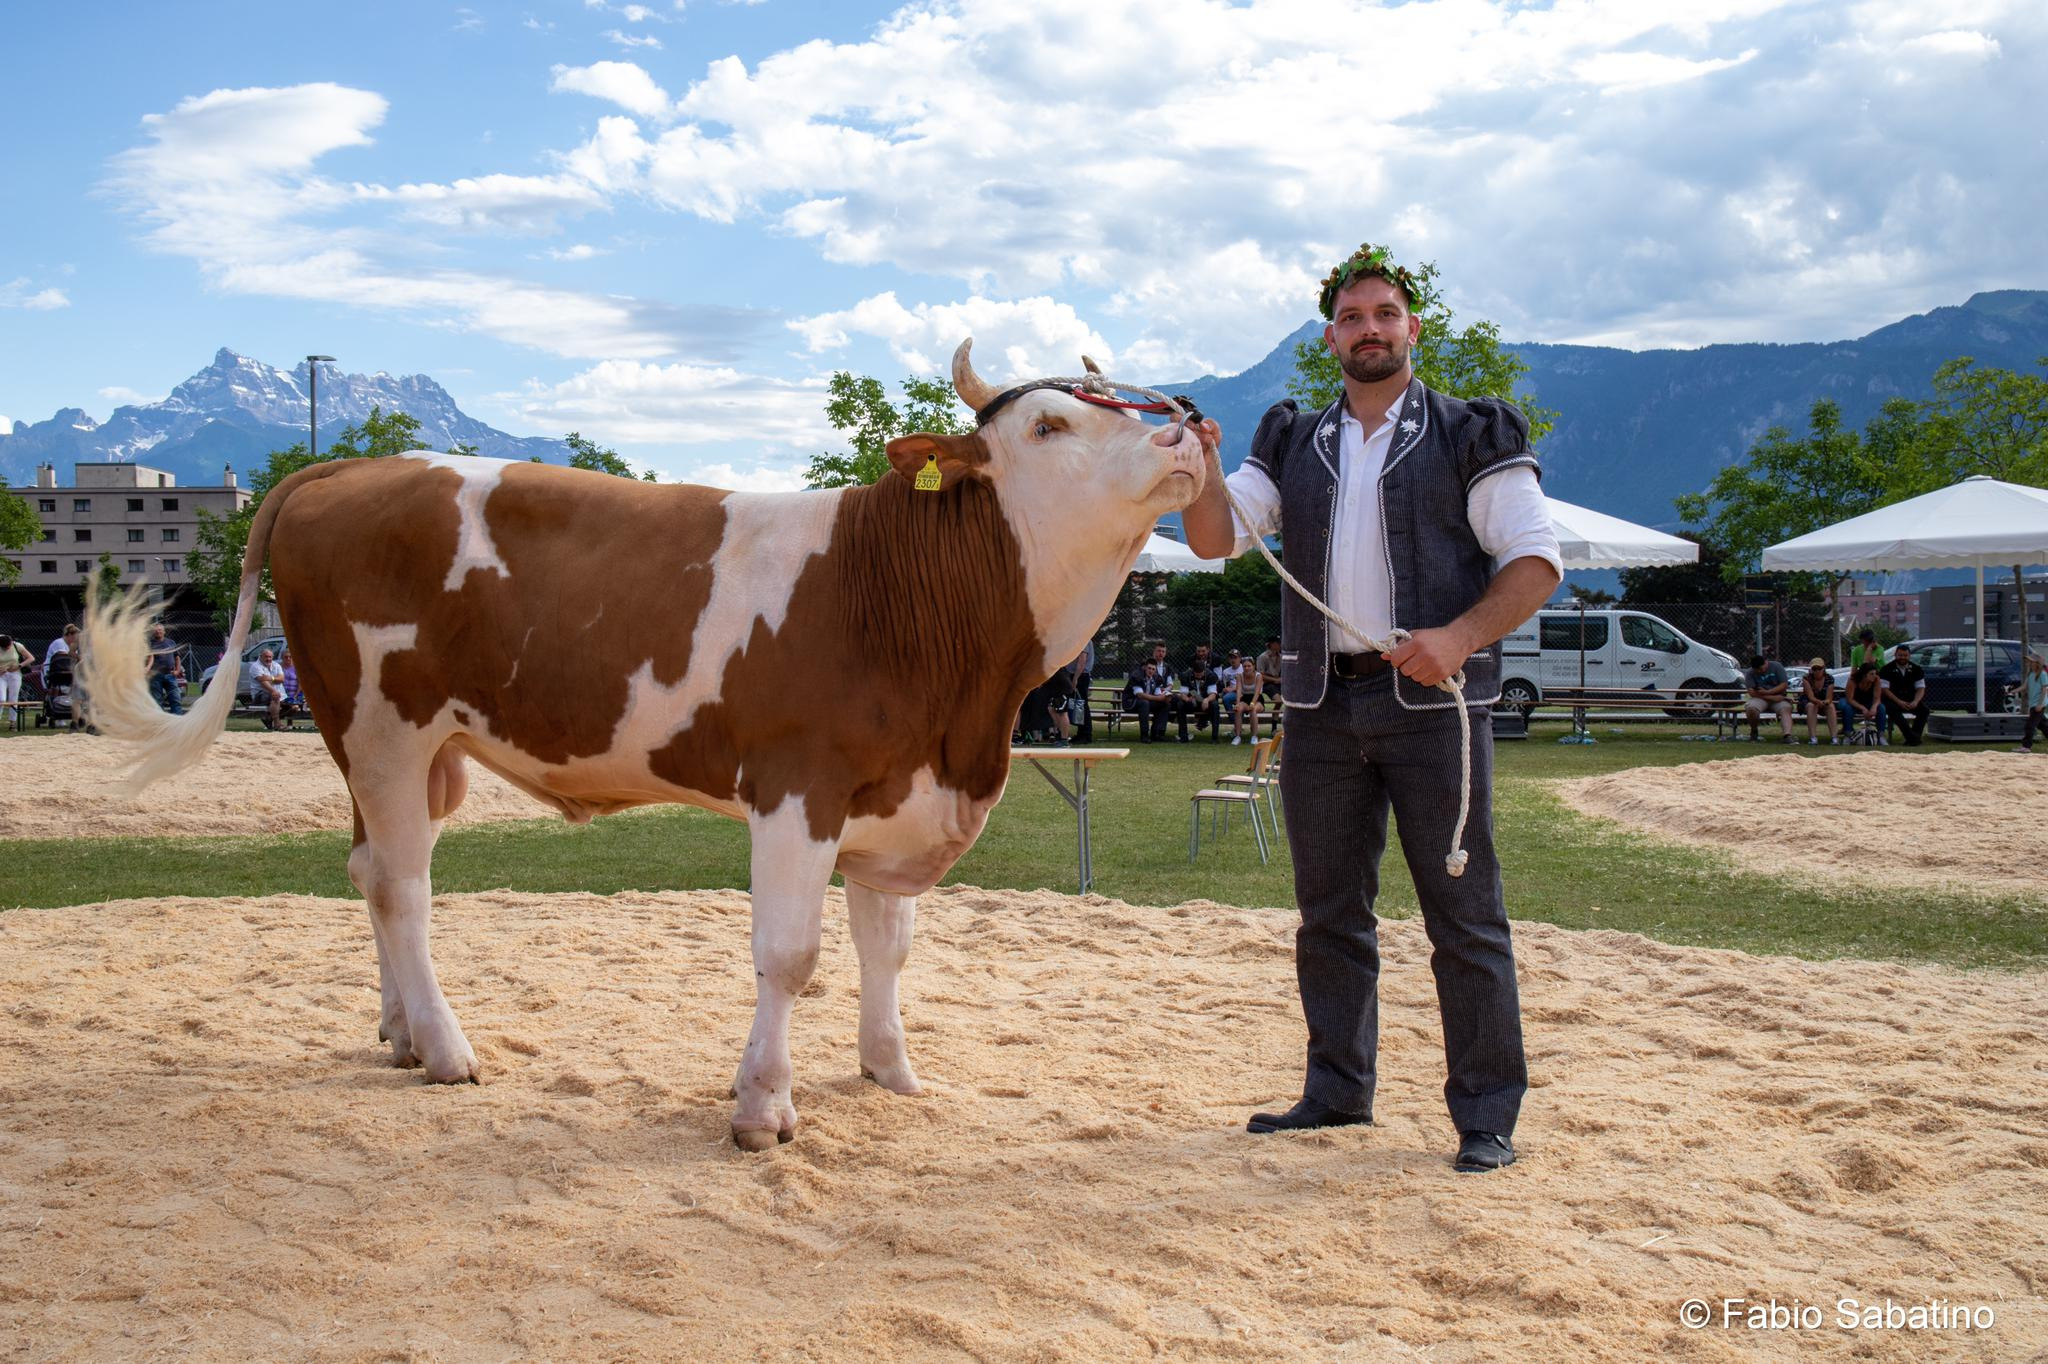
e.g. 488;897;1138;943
973;361;1476;878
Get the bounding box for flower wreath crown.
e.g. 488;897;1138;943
1317;243;1434;320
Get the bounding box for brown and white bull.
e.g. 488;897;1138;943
84;341;1205;1149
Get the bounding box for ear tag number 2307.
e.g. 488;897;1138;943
914;455;943;492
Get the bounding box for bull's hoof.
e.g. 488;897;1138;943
732;1126;793;1152
423;1057;481;1085
861;1063;923;1096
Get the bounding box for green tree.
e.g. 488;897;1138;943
1674;398;1888;610
804;373;968;489
90;551;121;607
564;431;637;478
0;480;38;586
446;440;480;457
1906;357;2048;661
1567;584;1617;604
1619;535;1743;605
1288;259;1557;443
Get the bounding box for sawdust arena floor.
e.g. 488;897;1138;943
0;732;547;840
1554;750;2048;903
2;886;2044;1360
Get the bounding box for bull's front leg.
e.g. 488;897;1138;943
731;804;839;1151
845;881;921;1094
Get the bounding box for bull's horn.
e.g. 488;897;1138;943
951;338;997;412
1082;354;1104;375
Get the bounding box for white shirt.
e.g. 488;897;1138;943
1225;395;1563;654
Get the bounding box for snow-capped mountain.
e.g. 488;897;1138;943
0;349;565;487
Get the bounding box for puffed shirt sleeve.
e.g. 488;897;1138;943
1466;466;1562;578
1225;461;1281;558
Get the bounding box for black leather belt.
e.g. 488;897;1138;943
1330;651;1390;679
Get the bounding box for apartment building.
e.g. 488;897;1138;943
10;461;251;592
1923;576;2048;638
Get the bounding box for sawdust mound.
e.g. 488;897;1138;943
0;731;546;839
1555;751;2048;902
2;887;2042;1359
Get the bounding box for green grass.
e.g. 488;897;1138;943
4;718;2042;971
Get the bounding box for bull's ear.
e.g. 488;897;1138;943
885;431;987;490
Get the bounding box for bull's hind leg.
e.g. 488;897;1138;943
845;882;921;1095
731;804;838;1151
346;741;478;1084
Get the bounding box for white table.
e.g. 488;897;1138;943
1010;747;1129;894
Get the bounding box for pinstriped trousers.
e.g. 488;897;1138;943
1277;668;1527;1136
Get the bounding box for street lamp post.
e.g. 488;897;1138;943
306;355;336;456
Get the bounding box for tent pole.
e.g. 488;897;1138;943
1976;562;1986;715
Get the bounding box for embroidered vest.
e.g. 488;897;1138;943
1244;379;1539;711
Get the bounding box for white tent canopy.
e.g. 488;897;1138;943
1762;476;2048;714
1132;532;1224;574
1548;496;1699;570
1759;476;2048;572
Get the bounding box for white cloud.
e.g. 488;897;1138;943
670;461;806;492
1;277;70;310
104;83;760;361
545;242;607;261
354;172;605;233
789;291;1113;379
549;60;672;119
1902;29;2001;58
605;29;663;49
0;417;13;436
502;359;833;450
98;386;158;406
581;0;2046;362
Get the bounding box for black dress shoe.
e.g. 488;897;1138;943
1455;1130;1516;1172
1246;1097;1371;1134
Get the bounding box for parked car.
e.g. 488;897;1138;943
198;636;289;705
1499;609;1746;717
1828;638;2027;712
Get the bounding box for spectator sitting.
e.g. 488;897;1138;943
2020;650;2046;754
145;623;184;716
1175;643;1223;743
1842;662;1886;744
278;647;305;729
1230;655;1264;745
1743;653;1794;743
1878;644;1929;747
1255;635;1284;710
0;633;34;710
1799;657;1838;745
1122;661;1170;743
1217;648;1244;717
252;648;288;732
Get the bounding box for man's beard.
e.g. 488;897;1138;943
1339;337;1407;384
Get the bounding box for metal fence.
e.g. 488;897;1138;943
0;606;229;702
1084;593;1844;683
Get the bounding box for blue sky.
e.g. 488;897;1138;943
2;0;2042;488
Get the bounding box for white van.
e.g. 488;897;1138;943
1498;609;1744;715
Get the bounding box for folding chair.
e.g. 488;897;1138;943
1211;732;1284;841
1188;737;1276;864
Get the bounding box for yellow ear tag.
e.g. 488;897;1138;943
914;454;943;492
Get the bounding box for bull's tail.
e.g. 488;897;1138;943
82;468;304;796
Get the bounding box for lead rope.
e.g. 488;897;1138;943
1039;373;1474;878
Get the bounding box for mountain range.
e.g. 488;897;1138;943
1170;288;2048;528
4;290;2044;529
0;350;564;486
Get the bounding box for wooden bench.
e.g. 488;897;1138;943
1530;686;1749;741
1089;682;1282;740
0;700;37;732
